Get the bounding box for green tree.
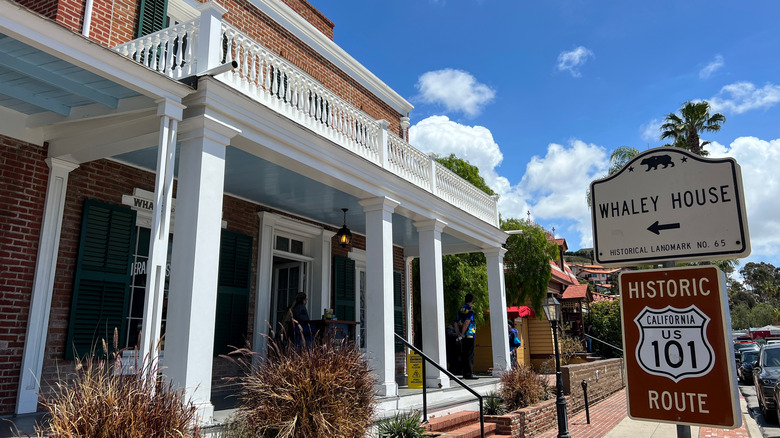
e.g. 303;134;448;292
660;101;726;156
502;218;559;313
589;300;623;358
435;153;496;196
740;262;780;301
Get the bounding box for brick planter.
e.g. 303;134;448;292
485;359;625;437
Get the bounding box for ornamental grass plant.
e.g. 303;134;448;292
498;364;551;412
220;328;377;438
375;410;426;438
35;332;201;438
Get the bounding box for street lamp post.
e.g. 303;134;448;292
543;296;571;438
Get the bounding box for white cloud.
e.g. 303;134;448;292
699;55;724;79
709;81;780;114
518;140;609;248
640;118;662;143
556;46;594;78
708;137;780;266
415;69;496;117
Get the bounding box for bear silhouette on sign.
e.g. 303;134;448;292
640;154;674;171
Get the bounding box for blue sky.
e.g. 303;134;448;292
308;0;780;272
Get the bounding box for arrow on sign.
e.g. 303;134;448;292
647;221;681;235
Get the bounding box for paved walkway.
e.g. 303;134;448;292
538;389;754;438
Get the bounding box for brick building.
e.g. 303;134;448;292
0;0;511;421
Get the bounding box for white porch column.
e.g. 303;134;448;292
16;158;79;414
484;247;510;376
164;115;239;423
311;227;335;320
359;196;399;397
404;256;414;347
253;211;277;356
414;219;449;389
139;98;184;362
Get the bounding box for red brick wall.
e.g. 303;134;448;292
279;0;333;40
0;137;49;415
12;0;59;19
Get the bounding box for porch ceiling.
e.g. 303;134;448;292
115;146;475;251
0;34;140;116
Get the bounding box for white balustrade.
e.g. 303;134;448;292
114;20;198;79
434;161;497;225
114;19;499;227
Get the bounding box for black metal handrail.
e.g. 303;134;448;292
585;333;623;354
394;333;486;438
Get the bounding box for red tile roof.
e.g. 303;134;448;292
562;284;589;300
592;292;618;302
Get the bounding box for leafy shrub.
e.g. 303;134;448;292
375;410;426;438
559;334;585;364
498;365;551;411
222;333;376;438
36;334;201;438
482;391;506;416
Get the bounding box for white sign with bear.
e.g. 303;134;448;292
590;148;750;265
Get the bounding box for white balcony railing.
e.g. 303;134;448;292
113;6;499;227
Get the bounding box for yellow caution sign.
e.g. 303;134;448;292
408;351;423;389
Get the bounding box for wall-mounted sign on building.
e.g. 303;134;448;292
590;148;750;266
619;266;740;429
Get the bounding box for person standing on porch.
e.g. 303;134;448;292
456;294;478;380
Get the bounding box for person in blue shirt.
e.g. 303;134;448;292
456;293;478;379
508;323;522;368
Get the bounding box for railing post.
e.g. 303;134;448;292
491;194;500;227
377;119;390;168
400;116;410;141
428;153;437;194
196;1;228;75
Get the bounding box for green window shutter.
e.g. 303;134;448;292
214;230;252;356
66;200;136;359
333;256;355;321
393;271;404;352
137;0;169;37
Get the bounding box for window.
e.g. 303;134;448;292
275;235;305;255
66;200;137;359
66;199;252;358
126;227;173;348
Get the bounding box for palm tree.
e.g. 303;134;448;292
660;101;726;156
586;146;639;207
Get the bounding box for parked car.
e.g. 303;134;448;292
754;344;780;421
736;343;760;366
739;350;759;384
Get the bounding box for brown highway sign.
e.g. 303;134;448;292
620;265;740;428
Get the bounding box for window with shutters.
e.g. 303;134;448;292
393;271;404;352
66;200;137;359
333;256;355;321
136;0;169;37
214;230;253;356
